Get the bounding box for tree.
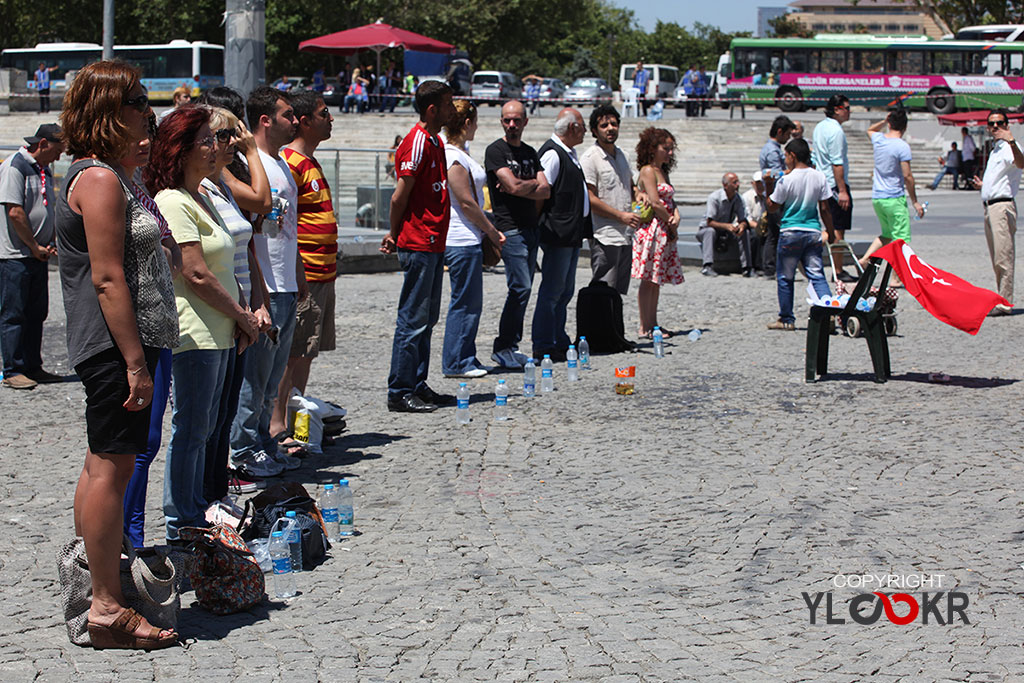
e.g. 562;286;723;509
768;13;814;38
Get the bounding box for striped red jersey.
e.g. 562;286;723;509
282;147;339;282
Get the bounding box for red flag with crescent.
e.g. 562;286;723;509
872;240;1009;335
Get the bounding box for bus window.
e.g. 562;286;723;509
857;50;886;73
201;48;224;77
784;49;815;73
735;49;769;79
932;52;960;74
820;50;847;74
1003;51;1023;76
894;51;925;75
964;52;988;75
770;52;783;75
117;48;191;78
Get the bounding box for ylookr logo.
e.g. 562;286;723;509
803;574;970;626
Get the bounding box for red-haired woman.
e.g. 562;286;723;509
57;61;179;649
144;107;257;545
632;127;683;338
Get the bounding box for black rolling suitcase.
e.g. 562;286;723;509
575;282;635;353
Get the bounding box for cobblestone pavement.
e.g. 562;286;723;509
1;192;1022;681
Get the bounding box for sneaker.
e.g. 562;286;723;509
233;450;284;478
767;319;796;331
228;469;262;494
2;374;37;390
270;449;302;471
700;265;719;277
444;367;489;378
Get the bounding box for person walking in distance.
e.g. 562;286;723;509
380;81;458;412
971;108;1023;316
812;94;856;282
485;100;550;370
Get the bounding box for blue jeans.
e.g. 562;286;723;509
123;347;172;548
388;249;444;400
531;244;580;353
204;342;245;503
164;347;230;540
231;292;297;459
494;229;539;354
442;245;484;375
776;230;831;324
930;166;959;190
0;257;47;377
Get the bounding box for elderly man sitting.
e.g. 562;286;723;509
696;172;754;277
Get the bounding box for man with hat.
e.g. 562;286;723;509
0;123;65;389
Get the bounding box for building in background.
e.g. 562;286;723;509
758;7;790;37
787;0;950;38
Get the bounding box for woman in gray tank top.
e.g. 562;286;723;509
56;61;178;650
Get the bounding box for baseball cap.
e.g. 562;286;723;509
24;123;62;145
752;171;763;182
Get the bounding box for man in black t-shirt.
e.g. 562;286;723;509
485;100;550;369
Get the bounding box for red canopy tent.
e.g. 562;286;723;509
299;21;454;92
937;110;1024;127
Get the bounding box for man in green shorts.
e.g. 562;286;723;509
859;109;924;270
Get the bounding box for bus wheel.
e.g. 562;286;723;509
775;87;803;113
927;88;955;115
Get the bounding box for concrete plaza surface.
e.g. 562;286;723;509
1;190;1023;681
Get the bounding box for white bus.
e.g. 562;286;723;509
1;40;224;101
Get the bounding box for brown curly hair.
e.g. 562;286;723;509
635;127;676;175
60;60;143;161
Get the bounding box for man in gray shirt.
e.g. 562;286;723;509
0;124;65;389
697;172;753;277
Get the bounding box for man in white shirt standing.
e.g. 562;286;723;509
972;108;1023;316
532;108;591;361
961;127;977;188
231;86;307;478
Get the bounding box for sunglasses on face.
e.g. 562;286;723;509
213;128;234;143
988;120;1008;128
124;92;150;113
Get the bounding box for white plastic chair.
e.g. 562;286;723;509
621;87;639;118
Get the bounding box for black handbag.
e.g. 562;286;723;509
240;496;330;570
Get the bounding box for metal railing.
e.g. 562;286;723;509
0;145;396;230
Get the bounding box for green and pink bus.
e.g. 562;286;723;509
725;34;1024;114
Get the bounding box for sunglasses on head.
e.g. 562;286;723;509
213;128;234;143
124;91;149;113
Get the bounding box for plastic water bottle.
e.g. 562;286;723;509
494;379;509;420
282;511;303;573
523;358;536;397
579;337;590;370
320;484;340;542
337;479;354;537
915;200;929;221
267;188;281;221
456;383;470;424
688;329;702;342
566;345;579;381
540;355;554;393
652;326;664;358
269;531;296;598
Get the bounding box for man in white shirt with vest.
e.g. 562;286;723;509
972;108;1023;316
532;108;591;361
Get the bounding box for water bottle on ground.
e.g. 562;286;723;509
269;531;296;598
566;345;579;381
653;326;664;358
914;200;929;221
338;479;354;537
523;358;536;397
320;483;340;542
494;379;509;420
688;329;702;342
283;511;303;573
540;355;554;393
456;383;470;424
579;337;590;370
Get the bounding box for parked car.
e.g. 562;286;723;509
470;71;521;106
563;77;613;106
538;77;567;106
270;76;312;92
618;64;679;101
322;77;343;107
673;78;688;108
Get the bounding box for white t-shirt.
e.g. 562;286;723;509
980;139;1023;202
252;148;299;293
769;167;832;232
444;143;484;247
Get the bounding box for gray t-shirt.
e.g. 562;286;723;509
0;148;56;259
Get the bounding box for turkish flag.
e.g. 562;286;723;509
872;240;1009;335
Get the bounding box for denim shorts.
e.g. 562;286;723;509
75;346;161;454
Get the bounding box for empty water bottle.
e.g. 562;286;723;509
337;479;354;537
652;326;664;358
523;358;536;397
494;379;509;420
579;337;590;370
540;355;554;393
456;383;470;424
269;531;296;598
321;483;340;542
282;511;303;573
915;200;929;221
566;345;579;381
688;329;702;342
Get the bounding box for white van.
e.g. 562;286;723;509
619;64;679;100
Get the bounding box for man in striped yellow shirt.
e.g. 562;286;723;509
274;90;339;435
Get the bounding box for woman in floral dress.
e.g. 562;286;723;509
631;127;684;338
